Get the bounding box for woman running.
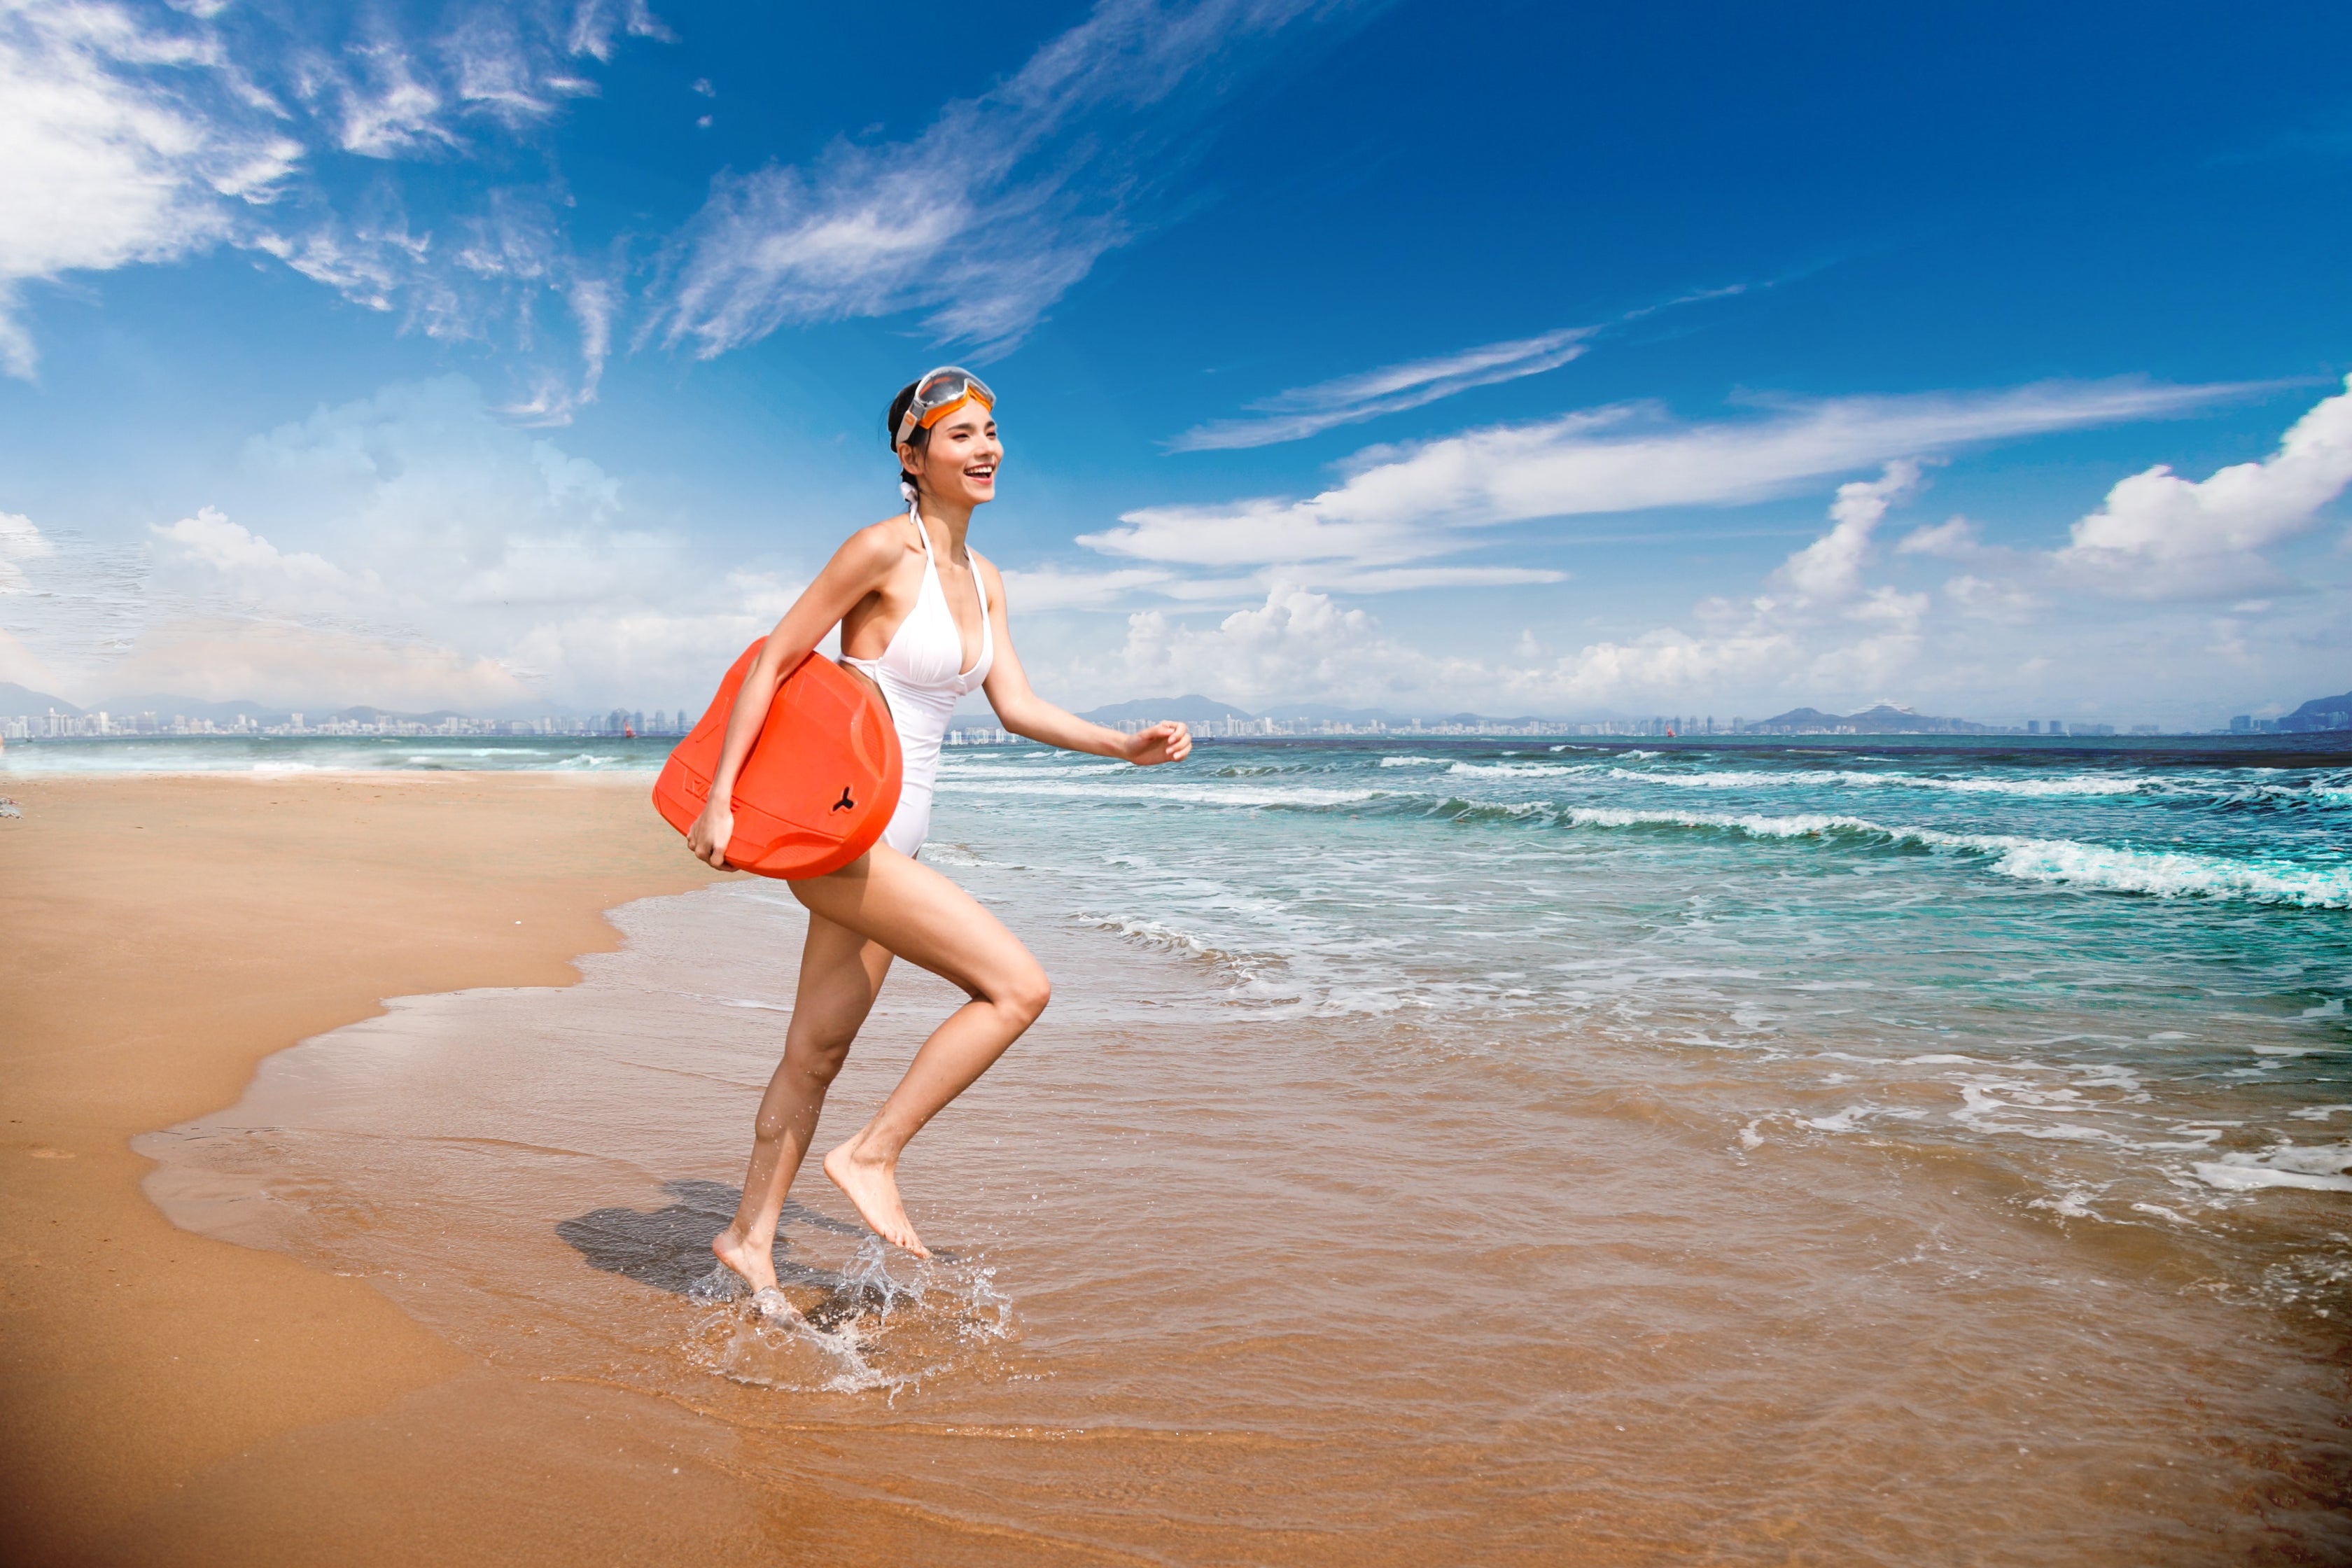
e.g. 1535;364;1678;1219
688;368;1189;1287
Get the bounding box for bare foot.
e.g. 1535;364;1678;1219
822;1135;929;1257
710;1222;778;1293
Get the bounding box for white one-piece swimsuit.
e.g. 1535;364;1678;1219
841;506;993;858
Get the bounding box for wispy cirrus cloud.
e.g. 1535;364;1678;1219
1084;378;2255;574
1167;283;1760;452
0;0;1359;398
650;0;1361;359
0;0;662;410
1168;327;1598;451
0;0;300;376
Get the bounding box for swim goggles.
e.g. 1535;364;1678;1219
894;366;995;447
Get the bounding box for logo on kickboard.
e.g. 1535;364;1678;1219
832;786;855;813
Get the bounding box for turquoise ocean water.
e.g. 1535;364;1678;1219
31;728;2348;1240
922;734;2352;1287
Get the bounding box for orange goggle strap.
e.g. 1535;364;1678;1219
895;370;994;447
918;386;990;430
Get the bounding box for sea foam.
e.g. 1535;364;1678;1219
1555;806;2352;908
1610;767;2151;798
2193;1143;2352;1194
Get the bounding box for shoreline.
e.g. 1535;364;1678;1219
8;763;2344;1562
0;773;783;1561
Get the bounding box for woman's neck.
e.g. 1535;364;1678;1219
914;493;973;559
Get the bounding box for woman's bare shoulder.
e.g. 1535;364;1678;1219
836;517;916;568
968;548;1011;603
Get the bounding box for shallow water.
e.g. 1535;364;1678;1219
141;735;2352;1562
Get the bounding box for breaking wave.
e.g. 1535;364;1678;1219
1555;806;2352;908
1613;767;2150;798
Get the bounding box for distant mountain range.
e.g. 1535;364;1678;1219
1075;694;1556;729
1747;703;1993;734
101;692;293;724
1078;695;1996;733
1078;695;1256;724
0;687;483;726
2276;689;2352;732
0;686;293;723
0;682;78;716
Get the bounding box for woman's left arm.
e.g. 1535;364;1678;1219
975;556;1191;766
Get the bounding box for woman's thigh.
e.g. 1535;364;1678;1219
790;846;1043;1001
788;910;894;1049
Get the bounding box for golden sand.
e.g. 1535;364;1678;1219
0;774;1099;1564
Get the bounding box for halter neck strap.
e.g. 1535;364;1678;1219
907;496;936;565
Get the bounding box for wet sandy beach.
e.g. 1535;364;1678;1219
8;752;2349;1563
143;833;2352;1562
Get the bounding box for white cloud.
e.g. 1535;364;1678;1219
1082;493;1433;569
1000;554;1566;613
652;0;1338;358
0;1;657;407
2052;374;2352;598
18;374;2339;727
1169;327;1597;451
0;0;301;374
1114;583;1460;708
1100;581;1791;715
1544;477;1946;711
281;4;663;159
324;36;454;157
1940;572;2045;622
0;508;57;592
13;376;805;712
1772;461;1922;601
1497;384;2352;720
1166;284;1774;454
1022;386;2352;723
1082;379;2241;575
1895;516;1982;559
150;505;361;599
1306;565;1564;592
566;0;673;62
997;565;1177;611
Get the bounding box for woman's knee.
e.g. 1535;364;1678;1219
995;962;1051;1027
784;1032;853;1084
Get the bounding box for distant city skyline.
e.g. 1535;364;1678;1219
1;2;2347;727
8;676;2346;746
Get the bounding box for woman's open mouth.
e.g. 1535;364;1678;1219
967;464;996;484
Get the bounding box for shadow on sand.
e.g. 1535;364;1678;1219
555;1177;867;1296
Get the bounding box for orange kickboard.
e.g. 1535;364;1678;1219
651;642;903;879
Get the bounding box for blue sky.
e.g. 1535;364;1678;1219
1;0;2348;724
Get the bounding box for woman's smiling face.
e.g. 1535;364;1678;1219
902;400;1000;510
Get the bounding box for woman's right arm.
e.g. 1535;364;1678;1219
687;525;902;869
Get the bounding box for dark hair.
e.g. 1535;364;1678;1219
886;379;925;496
